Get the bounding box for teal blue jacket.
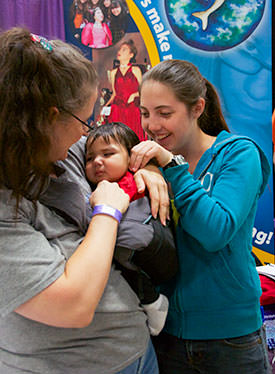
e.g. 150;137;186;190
161;130;270;339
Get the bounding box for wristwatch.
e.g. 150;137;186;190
163;155;187;170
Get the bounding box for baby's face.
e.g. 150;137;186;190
86;137;130;184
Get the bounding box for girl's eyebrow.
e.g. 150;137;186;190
140;105;172;110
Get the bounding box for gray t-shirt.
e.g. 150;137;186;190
0;137;149;374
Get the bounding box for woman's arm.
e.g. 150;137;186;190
15;180;129;328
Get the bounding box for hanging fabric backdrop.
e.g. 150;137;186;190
0;0;65;40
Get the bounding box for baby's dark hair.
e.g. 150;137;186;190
86;122;140;155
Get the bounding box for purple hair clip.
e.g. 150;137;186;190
30;33;53;52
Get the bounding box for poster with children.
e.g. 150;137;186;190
63;0;273;263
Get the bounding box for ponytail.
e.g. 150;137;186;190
199;79;229;136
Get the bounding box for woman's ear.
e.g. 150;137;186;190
192;97;205;119
48;107;60;124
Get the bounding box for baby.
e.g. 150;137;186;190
85;122;178;335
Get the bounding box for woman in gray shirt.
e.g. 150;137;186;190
0;27;168;374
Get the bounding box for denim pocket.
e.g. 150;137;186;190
222;329;262;349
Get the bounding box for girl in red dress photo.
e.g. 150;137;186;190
106;39;147;141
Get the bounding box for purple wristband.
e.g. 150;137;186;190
92;204;122;223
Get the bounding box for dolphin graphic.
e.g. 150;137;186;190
192;0;225;30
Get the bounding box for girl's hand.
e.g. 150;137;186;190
130;140;173;172
134;164;170;225
89;180;129;214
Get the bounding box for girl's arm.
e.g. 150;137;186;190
165;141;265;251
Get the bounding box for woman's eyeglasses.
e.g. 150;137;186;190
60;108;95;132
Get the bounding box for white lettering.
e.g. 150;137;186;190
160;41;170;52
153;23;164;34
156;30;170;43
140;0;151;7
144;6;173;59
147;8;160;24
253;227;274;245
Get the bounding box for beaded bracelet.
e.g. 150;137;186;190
92;204;122;223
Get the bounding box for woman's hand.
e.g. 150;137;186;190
90;180;129;214
130;140;173;172
134;164;170;225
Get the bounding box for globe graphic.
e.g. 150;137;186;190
165;0;265;51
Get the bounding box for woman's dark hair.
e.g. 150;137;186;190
0;27;98;201
86;122;140;156
141;59;229;136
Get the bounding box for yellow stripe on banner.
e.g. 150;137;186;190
125;0;160;66
253;246;275;265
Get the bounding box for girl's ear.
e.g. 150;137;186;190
48;107;60;124
192;97;205;119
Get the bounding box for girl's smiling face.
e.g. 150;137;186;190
140;80;202;154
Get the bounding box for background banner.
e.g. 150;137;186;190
64;0;273;263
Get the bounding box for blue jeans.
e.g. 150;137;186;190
116;339;159;374
152;327;272;374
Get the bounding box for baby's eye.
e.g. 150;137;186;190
160;112;172;117
104;152;114;157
